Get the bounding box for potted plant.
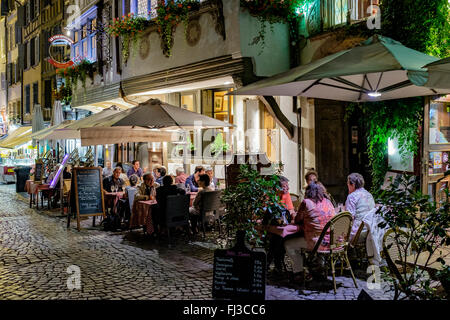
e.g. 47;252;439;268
221;164;285;248
107;13;150;61
210;132;231;158
376;175;450;300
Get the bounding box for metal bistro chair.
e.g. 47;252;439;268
382;228;415;300
165;194;191;246
199;190;223;239
290;193;302;211
349;221;367;266
304;211;358;294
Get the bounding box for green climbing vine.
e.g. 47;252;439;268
240;0;312;53
344;0;449;191
346;99;423;191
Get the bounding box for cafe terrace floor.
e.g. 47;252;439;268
0;184;393;300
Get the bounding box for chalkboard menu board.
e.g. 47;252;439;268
34;160;44;183
71;167;105;231
212;240;266;300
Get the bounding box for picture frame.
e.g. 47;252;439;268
215;96;223;111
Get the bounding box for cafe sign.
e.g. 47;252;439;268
47;35;75;69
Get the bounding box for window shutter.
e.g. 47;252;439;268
15;23;22;44
1;0;8;16
18;43;25;70
30;39;35;66
17;5;25;26
35;36;39;65
27;42;31;69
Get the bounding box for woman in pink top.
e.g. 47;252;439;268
284;182;335;278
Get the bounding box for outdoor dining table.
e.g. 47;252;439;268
104;191;125;215
130;199;158;235
25;180;52;210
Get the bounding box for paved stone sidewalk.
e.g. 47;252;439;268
0;184;394;300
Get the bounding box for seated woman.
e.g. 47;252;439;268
345;172;375;241
189;174;214;234
283;182;335;279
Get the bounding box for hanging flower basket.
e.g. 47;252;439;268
240;0;309;52
107;13;150;61
155;0;201;57
57;59;96;92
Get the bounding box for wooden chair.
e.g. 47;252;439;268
165;194;191;246
199;190;223;239
304;211;358;294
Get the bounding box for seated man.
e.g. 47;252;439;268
135;173;157;201
155;175;186;230
185;165;205;192
189;174;214;234
102;167;125;193
205;166;219;189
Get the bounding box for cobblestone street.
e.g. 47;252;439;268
0;184;393;300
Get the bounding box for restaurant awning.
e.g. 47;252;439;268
30;120;74;142
80;98;234;146
47;106;122;140
231;35;450;102
0;126;33;149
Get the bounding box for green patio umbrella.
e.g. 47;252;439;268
231;35;450;102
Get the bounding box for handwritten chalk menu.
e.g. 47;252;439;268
72;167;105;231
212;248;266;300
34;160;44;183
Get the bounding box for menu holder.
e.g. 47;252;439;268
34;160;44;184
68;167;105;231
212;231;266;300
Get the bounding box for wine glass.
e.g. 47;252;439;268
111;185;116;193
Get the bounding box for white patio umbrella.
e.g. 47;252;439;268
79;99;234;146
50;100;65;150
231;35;450;102
51;100;64;126
31;104;45;148
46;105;122;140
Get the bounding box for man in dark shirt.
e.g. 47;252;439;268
185;165;205;192
127;160;143;179
156;175;185;230
103;167;125;193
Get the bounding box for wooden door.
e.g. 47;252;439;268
315;99;349;203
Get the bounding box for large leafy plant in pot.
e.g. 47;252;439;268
221;164;285;248
376;175;450;300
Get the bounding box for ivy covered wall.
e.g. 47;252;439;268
348;0;450;191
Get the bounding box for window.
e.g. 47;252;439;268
82;39;88;58
429;101;450;145
25;85;31;114
82;24;87;39
181;94;195;112
30;38;35;66
90;34;96;60
33;82;38;107
73;30;79;43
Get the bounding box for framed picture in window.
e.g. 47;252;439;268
215;97;223;111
